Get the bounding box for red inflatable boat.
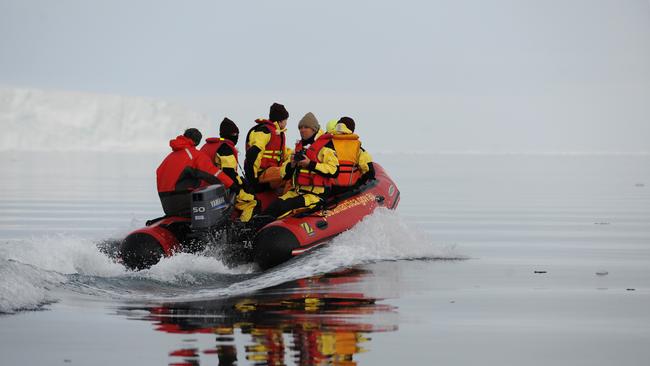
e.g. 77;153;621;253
117;163;399;270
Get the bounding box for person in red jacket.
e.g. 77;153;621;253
157;128;235;217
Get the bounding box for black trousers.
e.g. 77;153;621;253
263;195;306;219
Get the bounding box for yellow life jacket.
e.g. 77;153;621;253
331;133;361;187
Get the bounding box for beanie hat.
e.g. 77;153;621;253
298;112;320;132
219;117;239;138
338;116;355;132
269;102;289;122
183;128;202;146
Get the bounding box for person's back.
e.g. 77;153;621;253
331;125;362;188
200;118;241;184
329;117;374;194
200;118;259;222
201;137;238;172
157;128;234;217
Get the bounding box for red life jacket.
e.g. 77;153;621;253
200;137;239;166
156;135;234;216
294;133;334;188
156;135;233;193
331;134;362;187
245;119;285;169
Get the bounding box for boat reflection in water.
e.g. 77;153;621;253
120;268;398;366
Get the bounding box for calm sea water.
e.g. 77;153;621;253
1;151;649;365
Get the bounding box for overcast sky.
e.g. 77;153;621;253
1;0;649;152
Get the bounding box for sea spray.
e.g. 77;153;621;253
148;208;462;302
135;253;255;285
0;208;461;309
0;234;127;312
0;234;126;277
0;259;66;313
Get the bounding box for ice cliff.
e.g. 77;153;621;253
0;87;212;152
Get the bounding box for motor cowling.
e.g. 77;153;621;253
191;184;232;231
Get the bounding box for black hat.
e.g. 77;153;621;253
219;117;239;138
338;116;356;132
183;128;202;146
269;102;289;122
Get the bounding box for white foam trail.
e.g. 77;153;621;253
0;260;66;313
0;208;460;307
326;207;460;262
0;234;126;277
155;208;461;301
134;253;255;284
0;234;128;312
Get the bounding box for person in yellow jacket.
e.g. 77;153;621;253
328;117;375;195
244;103;293;193
263;112;339;219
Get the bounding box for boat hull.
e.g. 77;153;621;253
252;163;400;269
117;163;399;270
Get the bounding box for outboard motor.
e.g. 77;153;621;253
119;184;233;271
191;184;232;231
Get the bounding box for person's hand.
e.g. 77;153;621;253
297;157;310;168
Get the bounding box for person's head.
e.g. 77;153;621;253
298;112;320;140
338;116;355;132
183;128;202;146
219;117;239;144
269;102;289;128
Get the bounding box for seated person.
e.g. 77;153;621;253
156;128;235;217
244;103;292;194
263;112;339;219
329;117;375;195
200;118;258;222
